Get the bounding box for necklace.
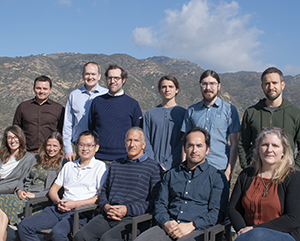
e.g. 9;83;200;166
260;174;272;197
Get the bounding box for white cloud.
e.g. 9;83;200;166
58;0;71;7
132;0;264;72
282;65;300;76
132;27;157;47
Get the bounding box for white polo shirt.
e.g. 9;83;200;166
55;157;108;201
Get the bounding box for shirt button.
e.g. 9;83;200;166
206;118;209;120
180;211;183;213
185;192;188;194
177;220;180;223
188;180;191;183
205;127;207;130
185;201;187;204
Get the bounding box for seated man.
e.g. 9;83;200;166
18;131;108;240
75;127;162;241
135;126;229;241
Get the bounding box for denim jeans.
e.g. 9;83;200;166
236;227;295;241
18;205;90;241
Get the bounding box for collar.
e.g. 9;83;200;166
107;89;124;97
32;98;51;105
199;96;221;108
81;84;103;94
180;159;209;173
123;153;148;163
74;156;97;169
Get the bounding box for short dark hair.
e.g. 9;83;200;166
105;64;128;80
157;75;179;91
261;67;283;82
34;75;52;88
77;131;100;145
83;62;101;74
199;70;220;83
182;126;210;148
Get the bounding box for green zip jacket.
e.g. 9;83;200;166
238;98;300;169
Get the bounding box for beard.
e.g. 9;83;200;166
202;90;218;103
265;90;281;101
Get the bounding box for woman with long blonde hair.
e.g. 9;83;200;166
229;127;300;241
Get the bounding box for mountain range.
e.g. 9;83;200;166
1;52;300;134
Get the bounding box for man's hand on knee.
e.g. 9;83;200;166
163;220;178;236
169;222;195;239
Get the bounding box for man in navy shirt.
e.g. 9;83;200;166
88;64;143;165
135;126;229;241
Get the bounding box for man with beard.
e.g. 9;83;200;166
181;70;240;181
238;67;300;170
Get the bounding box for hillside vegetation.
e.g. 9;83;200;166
1;52;300;133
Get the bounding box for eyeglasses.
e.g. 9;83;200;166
262;127;285;134
7;136;19;141
107;76;122;82
77;143;96;149
200;82;219;89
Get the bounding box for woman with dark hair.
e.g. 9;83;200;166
228;127;300;241
0;125;36;193
0;132;66;227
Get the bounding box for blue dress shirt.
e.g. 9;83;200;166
154;160;229;230
63;84;108;153
181;97;240;169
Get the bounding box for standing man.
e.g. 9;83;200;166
134;127;229;241
238;67;300;169
143;75;186;171
89;64;143;164
18;131;108;240
74;127;162;241
181;70;240;180
13;75;64;152
63;62;108;161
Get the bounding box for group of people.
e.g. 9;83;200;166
0;62;299;241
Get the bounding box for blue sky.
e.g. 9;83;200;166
1;0;300;75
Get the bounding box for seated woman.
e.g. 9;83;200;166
228;127;300;241
0;125;36;194
0;132;66;227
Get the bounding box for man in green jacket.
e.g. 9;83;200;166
238;67;300;170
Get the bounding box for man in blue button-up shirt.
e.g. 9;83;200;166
63;62;108;161
134;126;229;241
181;70;240;181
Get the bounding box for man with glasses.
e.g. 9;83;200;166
238;67;300;170
63;62;108;162
88;64;143;166
181;70;240;181
18;131;108;240
74;127;162;241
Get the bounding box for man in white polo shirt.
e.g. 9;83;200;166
18;130;108;240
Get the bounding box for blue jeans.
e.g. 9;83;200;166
236;227;295;241
18;205;90;241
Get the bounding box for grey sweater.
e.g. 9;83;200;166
0;152;36;194
15;157;67;198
